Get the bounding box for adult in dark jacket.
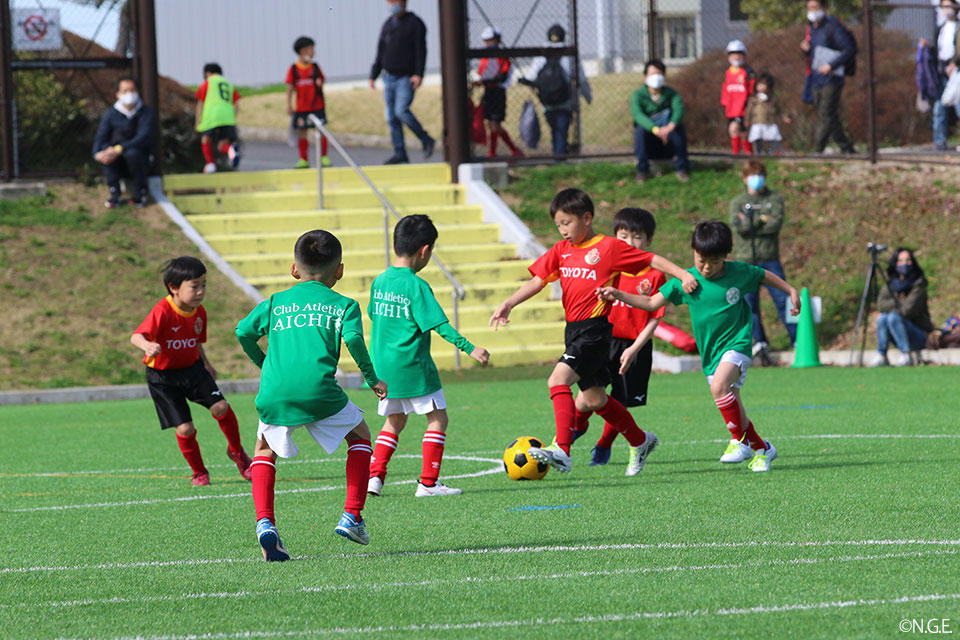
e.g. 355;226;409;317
870;248;941;367
91;76;157;208
729;160;796;365
368;0;436;164
799;0;857;154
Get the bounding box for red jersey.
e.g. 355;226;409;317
134;296;207;370
286;61;325;111
194;81;241;104
720;66;754;119
608;267;667;340
530;234;654;322
477;56;511;89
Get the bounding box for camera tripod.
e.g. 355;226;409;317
849;243;897;366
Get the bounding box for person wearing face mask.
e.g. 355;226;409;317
799;0;857;154
369;0;436;165
870;248;941;367
720;40;755;155
745;73;792;155
728;159;794;365
630;59;690;183
91;76;157;209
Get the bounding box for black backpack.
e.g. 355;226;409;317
289;62;325;107
536;58;571;106
828;20;858;76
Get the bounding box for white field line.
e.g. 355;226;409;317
8;456;502;513
5;549;955;612
54;591;960;639
5;538;960;576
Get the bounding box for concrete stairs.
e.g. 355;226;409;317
163;163;565;370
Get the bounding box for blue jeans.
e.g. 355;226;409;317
633;124;689;174
545;108;571;155
382;72;431;159
743;259;797;346
876;312;928;354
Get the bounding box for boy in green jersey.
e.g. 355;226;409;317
366;215;490;498
598;221;800;472
195;63;241;173
236;230;387;561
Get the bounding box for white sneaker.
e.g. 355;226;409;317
892;352;913;367
625;431;658;476
751;341;768;356
203;162;217;174
367;476;383;497
868;352;889;367
415;481;463;497
748;441;778;472
719;439;753;463
527;444;572;473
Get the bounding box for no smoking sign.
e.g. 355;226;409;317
13;8;62;51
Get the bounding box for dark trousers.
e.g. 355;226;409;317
812;82;854;153
101;148;149;199
633;124;689;174
743;259;797;346
545;108;571;155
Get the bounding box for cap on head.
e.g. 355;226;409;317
480;25;501;41
547;24;566;43
726;39;747;54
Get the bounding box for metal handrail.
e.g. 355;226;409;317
308;115;467;369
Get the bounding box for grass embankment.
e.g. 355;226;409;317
0;185;261;390
498;161;960;350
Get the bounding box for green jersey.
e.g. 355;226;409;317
368;266;474;399
196;74;237;132
236;280;378;426
660;261;765;375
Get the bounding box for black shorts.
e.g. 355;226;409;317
292;109;327;130
481;87;506;122
607;338;653;407
145;359;225;429
728;117;745;126
561;317;613;391
200;125;238;143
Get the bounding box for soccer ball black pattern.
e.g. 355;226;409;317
502;436;550;481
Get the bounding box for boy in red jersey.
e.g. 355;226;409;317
721;40;755;155
286;36;330;168
572;208;667;475
473;26;523;158
490;189;697;473
131;257;252;486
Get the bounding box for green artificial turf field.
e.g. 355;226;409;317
2;366;958;639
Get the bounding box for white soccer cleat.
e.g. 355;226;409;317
527;444;572;473
367;475;383;497
720;439;753;463
203;162;217;174
625;431;658;476
748;441;778;472
414;481;463;497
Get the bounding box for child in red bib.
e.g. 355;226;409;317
286;36;330;168
721;40;756;155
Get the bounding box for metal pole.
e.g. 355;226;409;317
647;0;657;62
0;0;15;181
863;0;878;164
315;127;324;209
383;206;391;270
452;291;461;370
438;0;469;182
569;0;582;155
135;0;162;173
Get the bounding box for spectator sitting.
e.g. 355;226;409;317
91;76;157;208
518;23;593;156
630;59;690;183
870;248;941;367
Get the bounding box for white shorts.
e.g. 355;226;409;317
748;123;782;142
377;389;446;417
706;350;752;390
258;400;364;458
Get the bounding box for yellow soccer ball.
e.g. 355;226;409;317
503;436;550;481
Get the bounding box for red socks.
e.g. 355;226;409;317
499;129;520;154
420;430;446;486
731;137;741;154
487;131;499;156
345;439;372;518
550;385;575;454
370;430;398;479
595;422;618;449
201;141;215;164
251;456;276;524
596;396;646;447
298;137;309;161
320;136;328;158
742;139;754;154
175;433;207;475
744;420;765;451
716;392;746;442
215;406;243;455
218;142;231;155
